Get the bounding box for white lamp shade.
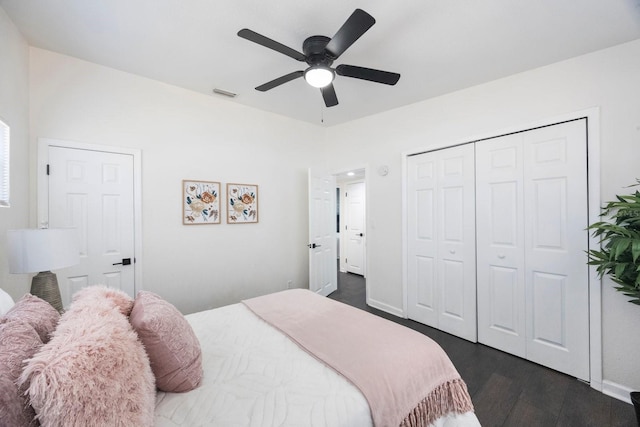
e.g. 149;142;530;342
7;228;79;274
304;66;334;88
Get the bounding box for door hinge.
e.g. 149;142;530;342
345;192;347;197
46;164;50;175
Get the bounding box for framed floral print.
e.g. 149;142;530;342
227;183;258;224
183;180;220;224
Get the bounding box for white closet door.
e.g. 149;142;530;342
523;120;589;381
408;144;477;341
476;134;527;357
407;153;439;327
476;119;589;381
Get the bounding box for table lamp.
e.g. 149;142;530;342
7;228;79;312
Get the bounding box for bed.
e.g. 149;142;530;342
155;290;480;427
1;287;480;427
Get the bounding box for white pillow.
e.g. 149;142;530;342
0;289;15;315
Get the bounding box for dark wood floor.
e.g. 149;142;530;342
328;271;637;427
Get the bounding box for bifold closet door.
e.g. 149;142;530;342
476;119;589;381
407;144;477;342
475;134;527;358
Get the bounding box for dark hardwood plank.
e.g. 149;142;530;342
611;396;638;427
503;398;557;427
556;381;611;427
472;372;521;426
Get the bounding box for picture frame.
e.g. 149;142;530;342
182;180;221;224
227;183;259;224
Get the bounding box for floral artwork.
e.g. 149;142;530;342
183;180;220;224
227;183;258;224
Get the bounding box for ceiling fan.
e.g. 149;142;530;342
237;9;400;107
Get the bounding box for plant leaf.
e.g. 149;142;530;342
614;262;628;278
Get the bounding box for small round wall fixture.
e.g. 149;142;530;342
377;165;389;176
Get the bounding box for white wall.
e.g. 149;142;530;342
0;8;30;298
29;48;324;314
319;39;640;391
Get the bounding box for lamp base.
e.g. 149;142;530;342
31;271;63;313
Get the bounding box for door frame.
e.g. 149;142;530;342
37;138;143;295
402;107;602;391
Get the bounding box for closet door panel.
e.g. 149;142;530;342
440;184;466;323
476;135;526;357
415;255;436;310
524;120;589;381
436;145;477;341
407;156;439;326
408;144;476;342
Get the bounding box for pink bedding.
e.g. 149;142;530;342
243;289;474;427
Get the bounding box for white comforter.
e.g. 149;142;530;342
154;303;480;427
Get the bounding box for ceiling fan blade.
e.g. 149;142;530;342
238;29;306;62
321;84;339;107
255;71;304;91
325;9;375;59
336;64;400;85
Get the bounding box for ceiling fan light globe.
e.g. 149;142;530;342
304;66;334;88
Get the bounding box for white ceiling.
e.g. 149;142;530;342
2;0;640;127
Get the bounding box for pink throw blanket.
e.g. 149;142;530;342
243;289;474;427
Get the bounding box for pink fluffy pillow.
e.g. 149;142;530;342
20;286;155;426
4;294;59;343
71;284;134;316
130;291;203;392
0;318;42;426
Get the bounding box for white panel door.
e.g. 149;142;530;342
48;146;135;308
408;144;477;341
308;169;337;296
523;120;589;381
345;181;365;275
476;119;589;381
476;134;527;357
407;154;439;327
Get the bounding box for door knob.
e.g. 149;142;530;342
358;233;364;237
307;243;322;249
113;258;132;266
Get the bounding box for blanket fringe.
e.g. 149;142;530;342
400;379;474;427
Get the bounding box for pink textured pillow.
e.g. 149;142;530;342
4;294;59;343
0;318;42;426
130;291;203;392
71;285;134;316
20;286;155;426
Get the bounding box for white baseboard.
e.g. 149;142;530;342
602;380;635;405
367;297;404;318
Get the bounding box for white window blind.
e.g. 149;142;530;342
0;118;9;207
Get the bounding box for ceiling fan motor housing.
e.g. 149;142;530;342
303;35;334;67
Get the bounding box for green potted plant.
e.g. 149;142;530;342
587;180;640;425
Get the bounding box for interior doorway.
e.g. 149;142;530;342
335;169;366;278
